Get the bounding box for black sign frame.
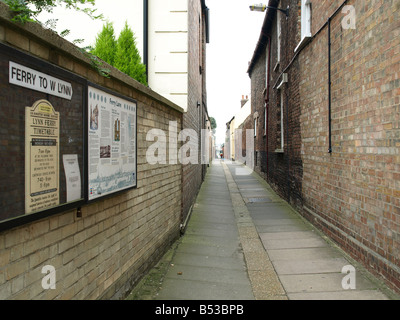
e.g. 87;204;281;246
0;43;88;232
85;82;138;204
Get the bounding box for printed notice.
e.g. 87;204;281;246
63;154;81;202
88;86;137;200
25;100;60;214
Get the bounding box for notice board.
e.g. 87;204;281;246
0;43;86;229
87;84;137;201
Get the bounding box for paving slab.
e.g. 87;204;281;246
267;247;344;261
252;218;306;227
176;242;242;258
279;272;378;293
185;225;239;239
288;290;390;300
261;237;329;250
156;278;254;300
180;233;240;250
256;223;311;233
171;252;247;271
272;257;350;275
164;264;252;286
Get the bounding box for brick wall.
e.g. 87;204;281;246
249;0;400;293
299;0;400;292
238;116;253;162
0;4;183;300
250;0;303;210
182;0;207;222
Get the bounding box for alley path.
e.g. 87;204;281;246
128;160;398;300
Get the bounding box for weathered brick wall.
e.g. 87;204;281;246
299;0;400;291
182;0;206;222
238;116;253;161
250;0;303;209
0;5;183;300
249;0;400;293
250;46;266;172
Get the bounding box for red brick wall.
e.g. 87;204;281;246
182;0;207;222
250;0;400;293
299;0;400;292
250;0;304;209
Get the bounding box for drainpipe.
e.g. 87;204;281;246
328;17;332;154
143;0;149;79
265;36;271;178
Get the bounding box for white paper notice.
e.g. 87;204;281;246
63;155;81;202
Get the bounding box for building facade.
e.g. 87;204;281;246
248;0;400;293
144;0;210;227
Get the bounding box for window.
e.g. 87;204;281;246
199;15;202;74
276;90;284;152
264;104;267;136
254;118;257;137
277;11;281;64
295;0;312;52
265;42;270;87
280;90;284;151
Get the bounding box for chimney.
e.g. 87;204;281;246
241;95;249;108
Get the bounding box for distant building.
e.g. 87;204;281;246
225;116;234;161
233;96;252;165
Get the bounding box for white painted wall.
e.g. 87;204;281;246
148;0;189;111
234;100;251;130
38;0;189;110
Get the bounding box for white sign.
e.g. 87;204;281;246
63;154;82;202
9;61;73;100
88;86;137;201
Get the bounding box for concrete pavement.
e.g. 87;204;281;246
128;160;399;300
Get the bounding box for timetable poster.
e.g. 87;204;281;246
88;86;137;201
25;100;60;214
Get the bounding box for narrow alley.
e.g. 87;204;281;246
128;160;398;301
1;0;399;304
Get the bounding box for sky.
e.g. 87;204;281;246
38;0;266;146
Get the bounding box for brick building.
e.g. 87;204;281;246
184;0;210;225
144;0;210;227
248;0;400;292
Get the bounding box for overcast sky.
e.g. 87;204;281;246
39;0;265;145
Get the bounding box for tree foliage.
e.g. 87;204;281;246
91;22;116;66
1;0;109;76
114;22;147;86
1;0;102;24
92;21;147;86
1;1;147;83
209;117;217;130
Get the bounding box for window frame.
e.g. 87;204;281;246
277;10;282;64
275;89;284;153
280;89;284;151
295;0;312;53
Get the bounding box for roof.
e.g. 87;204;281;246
247;0;279;75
